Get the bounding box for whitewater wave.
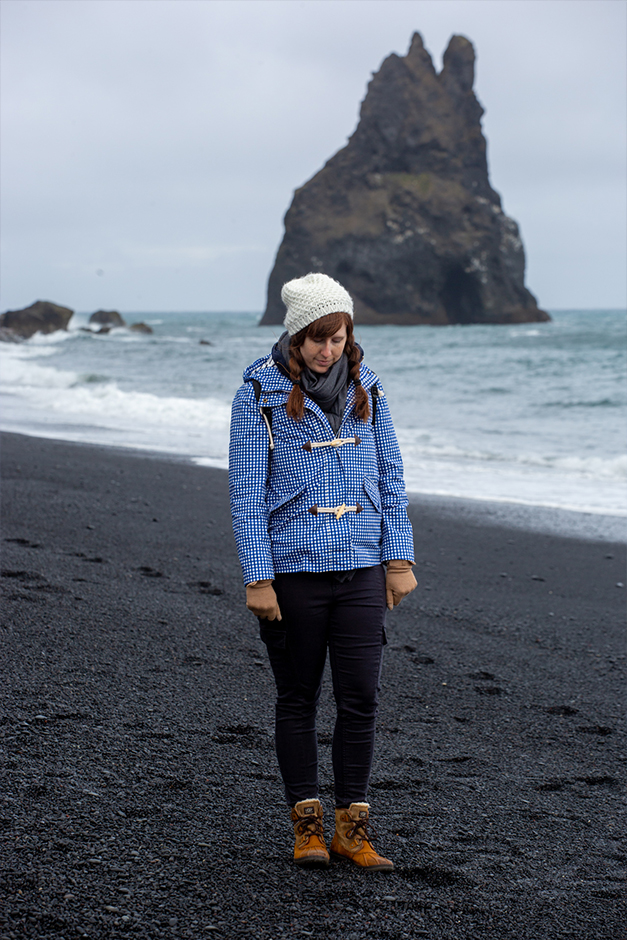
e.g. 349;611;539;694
1;354;80;388
1;308;625;519
396;430;627;481
0;350;230;436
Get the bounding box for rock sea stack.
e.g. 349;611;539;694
0;300;74;339
89;309;126;327
261;33;549;326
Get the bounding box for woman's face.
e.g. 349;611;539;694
300;323;348;374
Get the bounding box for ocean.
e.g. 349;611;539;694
1;309;625;535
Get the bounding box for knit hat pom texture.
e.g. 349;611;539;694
282;273;354;336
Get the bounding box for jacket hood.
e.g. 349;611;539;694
242;354;282;385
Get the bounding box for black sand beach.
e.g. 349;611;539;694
1;431;625;939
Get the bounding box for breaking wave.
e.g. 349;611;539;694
1;308;625;516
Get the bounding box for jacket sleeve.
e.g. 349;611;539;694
228;383;275;584
372;389;415;564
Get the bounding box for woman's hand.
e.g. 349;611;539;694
246;580;282;621
385;560;417;610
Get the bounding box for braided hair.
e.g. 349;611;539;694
285;311;370;422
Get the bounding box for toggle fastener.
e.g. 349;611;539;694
302;437;361;452
308;503;363;520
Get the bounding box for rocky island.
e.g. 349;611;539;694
262;33;549;326
0;300;74;340
0;303;154;339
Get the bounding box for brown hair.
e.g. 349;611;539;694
285;311;370;422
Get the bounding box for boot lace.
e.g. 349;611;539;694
296;815;324;842
345;816;376;845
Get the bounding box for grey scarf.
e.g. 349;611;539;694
277;332;349;434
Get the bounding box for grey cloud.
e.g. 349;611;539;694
1;0;625;312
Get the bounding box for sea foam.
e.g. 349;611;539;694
1;309;625;521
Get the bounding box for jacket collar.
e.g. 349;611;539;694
243;356;377;395
243;357;377;433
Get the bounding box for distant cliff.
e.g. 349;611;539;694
261;33;549;326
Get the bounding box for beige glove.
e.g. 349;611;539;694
246;579;282;621
385;560;417;610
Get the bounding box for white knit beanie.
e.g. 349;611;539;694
281;273;354;336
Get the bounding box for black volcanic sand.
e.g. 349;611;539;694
1;431;625;940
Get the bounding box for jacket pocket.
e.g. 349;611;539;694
268;482;308;515
268;482;309;535
363;476;382;513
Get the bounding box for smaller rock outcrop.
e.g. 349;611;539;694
129;322;153;334
89;310;126;328
0;300;74;340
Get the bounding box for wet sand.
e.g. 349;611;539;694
1;431;625;939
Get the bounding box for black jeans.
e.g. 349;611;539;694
259;565;387;808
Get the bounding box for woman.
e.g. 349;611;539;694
229;273;416;871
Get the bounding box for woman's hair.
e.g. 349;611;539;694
285;311;370;423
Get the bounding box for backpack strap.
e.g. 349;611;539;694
371;385;384;426
248;378;274;452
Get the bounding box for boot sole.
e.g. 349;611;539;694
330;850;394;871
294;856;330;869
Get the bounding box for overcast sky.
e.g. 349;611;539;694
1;0;625;313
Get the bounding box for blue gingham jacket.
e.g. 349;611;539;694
229;355;414;584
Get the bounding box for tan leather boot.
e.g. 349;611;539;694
290;799;330;868
330;802;394;871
